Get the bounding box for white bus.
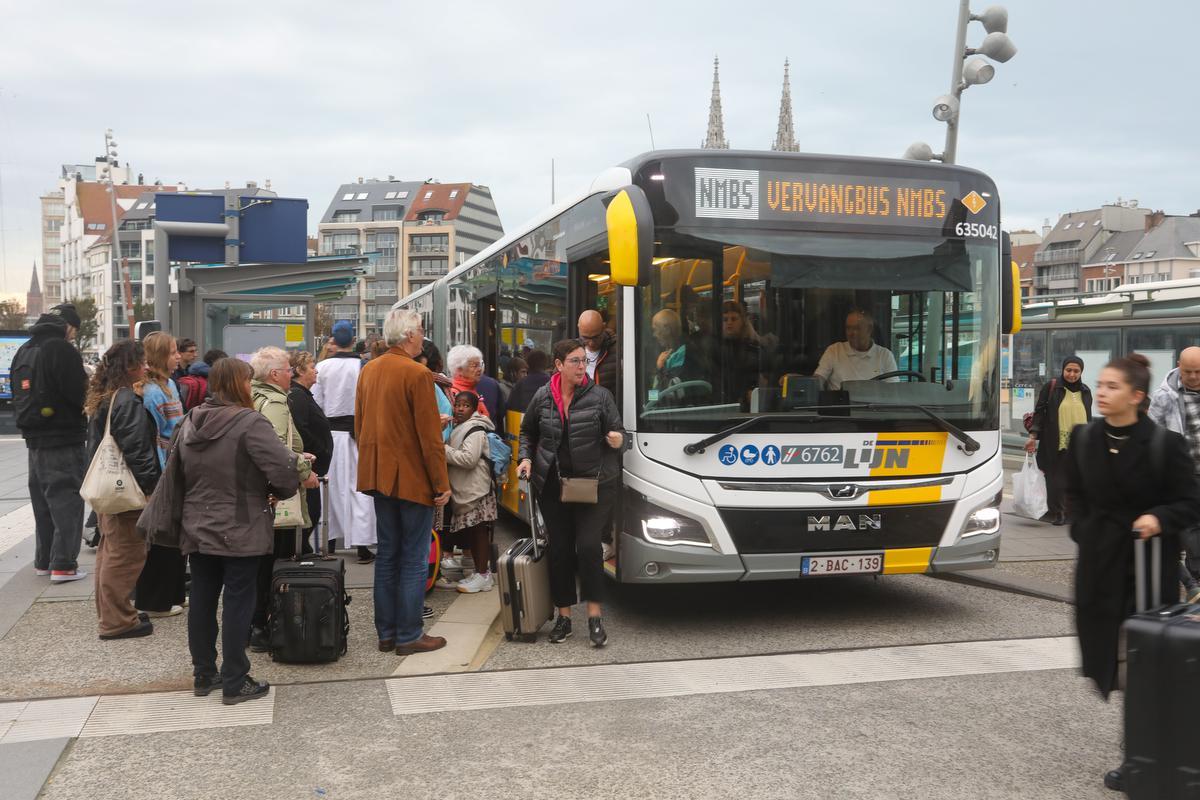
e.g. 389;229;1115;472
396;149;1021;583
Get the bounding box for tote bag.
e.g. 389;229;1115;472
1011;453;1049;520
80;389;149;515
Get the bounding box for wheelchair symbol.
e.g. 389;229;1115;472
718;444;738;465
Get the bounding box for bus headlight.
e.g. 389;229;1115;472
961;503;1001;539
641;515;710;547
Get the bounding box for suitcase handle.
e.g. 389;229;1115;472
519;478;546;559
1133;535;1163;614
292;477;332;560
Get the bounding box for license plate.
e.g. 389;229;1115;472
801;553;883;576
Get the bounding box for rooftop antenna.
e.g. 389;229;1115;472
551;158;556;204
646;113;656;149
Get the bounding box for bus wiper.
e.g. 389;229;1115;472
682;411;843;455
845;402;981;455
681;404;980;456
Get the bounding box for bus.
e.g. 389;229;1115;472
396;149;1021;583
1006;278;1200;439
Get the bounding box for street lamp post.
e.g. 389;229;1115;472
905;3;1017;165
100;129;136;338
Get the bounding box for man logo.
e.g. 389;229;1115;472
807;514;882;532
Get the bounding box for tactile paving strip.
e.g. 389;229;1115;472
386;636;1079;716
79;689;275;738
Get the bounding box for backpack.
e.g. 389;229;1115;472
464;426;512;485
177;374;207;412
1023;378;1057;434
10;340;51;429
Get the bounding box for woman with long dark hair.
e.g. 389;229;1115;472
1027;356;1093;525
179;357;301;704
1065;353;1200;792
134;332;188;616
85;340;161;640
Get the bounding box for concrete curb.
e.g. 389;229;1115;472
932;571;1073;605
392;589;501;676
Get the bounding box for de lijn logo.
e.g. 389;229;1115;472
695;168;759;220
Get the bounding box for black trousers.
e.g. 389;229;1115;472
1044;450;1071;517
252;529;306;628
135;544;187;612
187;552;259;694
538;474;615;609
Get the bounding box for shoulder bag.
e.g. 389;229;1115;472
270;404;306;528
80;389;149;514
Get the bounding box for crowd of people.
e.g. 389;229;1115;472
12;303;626;703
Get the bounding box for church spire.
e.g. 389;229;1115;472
702;56;729;150
772;59;800;152
26;261;44;319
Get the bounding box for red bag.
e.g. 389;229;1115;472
1022;378;1056;433
177;374;207;411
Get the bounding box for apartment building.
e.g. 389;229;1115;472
1032;202;1150;295
316;178;502;334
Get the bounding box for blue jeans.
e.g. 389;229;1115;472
372;496;433;644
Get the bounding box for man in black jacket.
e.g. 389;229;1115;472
14;305;89;582
577;310;618;398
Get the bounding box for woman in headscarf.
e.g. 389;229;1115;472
1026;355;1093;525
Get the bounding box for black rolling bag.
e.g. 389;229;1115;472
1122;535;1200;799
267;477;350;663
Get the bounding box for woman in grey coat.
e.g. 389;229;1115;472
178;357;303;706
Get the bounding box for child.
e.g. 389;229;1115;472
443;391;499;593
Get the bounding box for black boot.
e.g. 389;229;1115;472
1103;765;1125;792
588;616;608;648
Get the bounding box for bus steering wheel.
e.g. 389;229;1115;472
872;370;926;382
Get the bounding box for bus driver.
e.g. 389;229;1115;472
814;309;898;390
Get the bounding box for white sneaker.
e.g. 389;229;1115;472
457;571;494;594
50;569;87;583
440;555;464;572
434;576;460;591
140;605;183;618
34;568;51;577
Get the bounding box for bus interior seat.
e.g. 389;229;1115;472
750;387;780;413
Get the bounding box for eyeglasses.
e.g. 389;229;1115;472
562;357;587;366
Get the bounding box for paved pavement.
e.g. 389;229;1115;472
0;447;1115;799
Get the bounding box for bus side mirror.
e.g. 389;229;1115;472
605;185;653;287
1000;231;1021;334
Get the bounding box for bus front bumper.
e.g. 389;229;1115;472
928;529;1002;572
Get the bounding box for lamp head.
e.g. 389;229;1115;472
903;142;942;162
976;31;1017;63
963;57;996;86
932;94;959;122
974;5;1008;34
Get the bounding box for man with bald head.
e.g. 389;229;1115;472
577;309;618;397
1148;345;1200;600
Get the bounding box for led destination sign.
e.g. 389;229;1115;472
694;167;979;228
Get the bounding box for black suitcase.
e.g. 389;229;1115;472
495;480;554;642
267;477;350;663
1122;536;1200;799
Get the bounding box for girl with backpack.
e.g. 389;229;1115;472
443;390;498;594
1065;353;1200;792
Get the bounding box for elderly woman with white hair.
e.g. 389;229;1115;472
447;344;506;433
248;346;318;653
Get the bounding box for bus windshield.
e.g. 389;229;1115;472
637;230;1000;434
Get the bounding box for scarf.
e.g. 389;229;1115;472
549;371;588;422
1060;356;1084;392
450;375;488;415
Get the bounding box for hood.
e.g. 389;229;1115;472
188;361;211;378
1162;367;1182;392
450;412;495;444
251;379;288;401
29;314;69;340
549;372;591;421
185;401;254;447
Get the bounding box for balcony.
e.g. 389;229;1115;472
1034;247;1082;265
408;244;449;255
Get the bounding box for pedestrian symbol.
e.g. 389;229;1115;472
718;444;738;465
762;445;780;466
740;445;759;465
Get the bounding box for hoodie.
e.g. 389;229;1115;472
1149;367;1188;436
15;314;88;448
176;399;301;558
444;411;497;515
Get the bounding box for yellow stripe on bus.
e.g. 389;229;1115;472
501;409;524;515
867;432;948;506
882;547;933;574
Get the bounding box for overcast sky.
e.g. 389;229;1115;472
0;0;1196;299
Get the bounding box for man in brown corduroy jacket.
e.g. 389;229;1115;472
356;307;450;656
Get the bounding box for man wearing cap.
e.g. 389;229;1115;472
12;304;89;582
313;321;377;562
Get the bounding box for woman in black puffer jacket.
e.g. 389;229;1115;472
85;339;161;640
517;338;627;648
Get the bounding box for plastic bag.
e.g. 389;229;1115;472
1011;453;1049;520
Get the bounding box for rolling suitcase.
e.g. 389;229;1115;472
1122;536;1200;799
267;477;351;663
495;480;554;642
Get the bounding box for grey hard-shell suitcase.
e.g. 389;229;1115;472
267;477;351;663
495;480;554;642
1122;536;1200;799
